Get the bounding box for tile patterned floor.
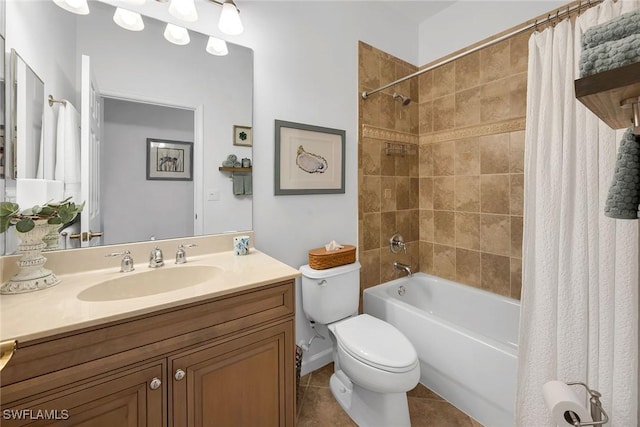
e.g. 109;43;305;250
296;363;483;427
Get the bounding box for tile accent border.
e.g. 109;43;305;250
420;117;526;144
362;125;419;144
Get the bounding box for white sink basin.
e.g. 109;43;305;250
77;265;222;301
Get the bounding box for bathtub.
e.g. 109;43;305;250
363;273;520;427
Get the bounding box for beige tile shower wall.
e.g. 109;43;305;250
418;33;530;300
358;42;420;295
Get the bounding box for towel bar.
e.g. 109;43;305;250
48;94;67;107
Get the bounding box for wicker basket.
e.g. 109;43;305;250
308;245;356;270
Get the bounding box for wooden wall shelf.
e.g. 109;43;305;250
218;167;252;173
574;62;640;130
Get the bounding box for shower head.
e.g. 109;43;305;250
393;92;411;106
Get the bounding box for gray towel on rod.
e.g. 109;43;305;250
581;9;640;50
579;33;640;77
243;173;252;195
604;128;640;219
233;172;245;195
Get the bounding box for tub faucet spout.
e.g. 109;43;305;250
393;261;412;277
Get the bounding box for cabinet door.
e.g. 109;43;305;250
170;321;294;427
1;361;165;427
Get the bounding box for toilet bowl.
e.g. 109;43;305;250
330;314;420;393
300;263;420;426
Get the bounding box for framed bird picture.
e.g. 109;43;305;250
274;120;345;195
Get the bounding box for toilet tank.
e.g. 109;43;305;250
299;262;361;324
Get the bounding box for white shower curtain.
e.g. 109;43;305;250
516;1;639;426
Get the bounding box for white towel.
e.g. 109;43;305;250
54;101;81;199
16;178;64;208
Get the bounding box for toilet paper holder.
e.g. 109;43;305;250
564;382;609;426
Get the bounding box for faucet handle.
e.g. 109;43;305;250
176;243;198;264
106;250;135;273
149;246;164;268
389;233;406;254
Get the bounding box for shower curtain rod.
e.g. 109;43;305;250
361;0;603;100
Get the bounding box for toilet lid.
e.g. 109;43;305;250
332;314;417;373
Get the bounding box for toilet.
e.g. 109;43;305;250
300;262;420;427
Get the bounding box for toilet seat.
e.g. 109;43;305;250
331;314;418;373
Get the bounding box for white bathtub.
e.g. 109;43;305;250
363;273;520;427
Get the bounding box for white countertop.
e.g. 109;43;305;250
0;249;300;343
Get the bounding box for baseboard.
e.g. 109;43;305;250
300;347;333;377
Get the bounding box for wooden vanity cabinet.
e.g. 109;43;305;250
1;361;167;427
170;322;290;427
0;280;295;427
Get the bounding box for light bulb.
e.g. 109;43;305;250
52;0;89;15
113;8;144;31
206;36;228;56
164;24;190;45
218;1;243;35
168;0;198;22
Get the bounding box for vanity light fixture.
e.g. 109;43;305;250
113;8;145;31
121;0;146;4
168;0;198;22
52;0;89;15
164;23;191;45
206;36;228;56
216;0;243;35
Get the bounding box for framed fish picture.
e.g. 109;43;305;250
274;120;345;195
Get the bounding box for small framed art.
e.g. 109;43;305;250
146;138;193;181
233;125;252;147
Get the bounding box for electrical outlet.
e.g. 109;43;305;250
384;188;392;199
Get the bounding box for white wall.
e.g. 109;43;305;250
418;1;567;64
102;98;194;245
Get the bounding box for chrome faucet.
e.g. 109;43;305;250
175;243;198;264
106;250;135;273
393;261;412;277
149;247;164;268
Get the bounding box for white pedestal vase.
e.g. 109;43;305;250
42;223;62;251
1;220;61;294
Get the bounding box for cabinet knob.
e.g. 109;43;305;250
149;377;162;390
174;369;186;381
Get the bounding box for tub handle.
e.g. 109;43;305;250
389;233;406;254
317;279;327;286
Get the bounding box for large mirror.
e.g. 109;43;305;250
2;0;253;254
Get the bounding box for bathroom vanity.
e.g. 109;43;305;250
0;234;299;426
